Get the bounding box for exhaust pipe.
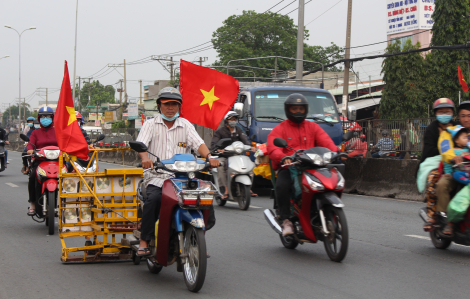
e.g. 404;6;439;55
264;209;282;235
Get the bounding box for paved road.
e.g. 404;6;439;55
1;150;469;299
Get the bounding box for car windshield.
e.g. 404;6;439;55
254;90;340;123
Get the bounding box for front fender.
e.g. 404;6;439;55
174;207;205;232
316;191;344;209
234;175;252;186
42;179;58;193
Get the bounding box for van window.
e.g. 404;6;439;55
254;90;339;122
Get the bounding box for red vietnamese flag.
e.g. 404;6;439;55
54;61;89;159
141;113;145;125
180;60;239;130
458;66;469;92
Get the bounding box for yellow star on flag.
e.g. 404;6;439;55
66;106;77;126
200;87;219;110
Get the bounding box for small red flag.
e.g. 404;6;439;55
141;113;145;125
180;60;239;130
54;61;89;160
458;66;469;93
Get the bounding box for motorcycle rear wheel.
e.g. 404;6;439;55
235;183;251;210
430;230;452;249
183;226;207;293
47;191;56;235
280;234;299;249
215;196;227;206
323;206;349;262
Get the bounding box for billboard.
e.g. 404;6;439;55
386;0;435;35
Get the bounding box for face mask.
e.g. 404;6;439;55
40;117;53;127
34;124;41;129
436;115;453;124
161;112;179;122
28;123;33;127
228;121;237;128
78;122;82;127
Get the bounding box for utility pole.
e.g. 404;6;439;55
119;80;123;120
24;98;26;120
77;77;81;112
369;75;371;96
198;57;207;66
87;78;91;107
356;72;359;99
45;88;48;106
296;0;305;80
139;80;142;104
342;0;353;117
170;57;174;82
9;103;11;123
123;59;128;112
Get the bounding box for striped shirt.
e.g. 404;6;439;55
375;138;394;155
136;115;205;187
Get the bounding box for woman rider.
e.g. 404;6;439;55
420;98;455;231
26;106;58;216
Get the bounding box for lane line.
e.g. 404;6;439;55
225;201;261;209
405;234;467;247
5;183;19;187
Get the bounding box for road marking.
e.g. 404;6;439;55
405;234;467;247
5;183;19;187
225;201;261;209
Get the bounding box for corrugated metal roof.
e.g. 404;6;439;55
348;98;381;110
353;90;382;100
328;82;384;96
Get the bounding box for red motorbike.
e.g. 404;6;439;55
264;138;349;262
21;134;66;235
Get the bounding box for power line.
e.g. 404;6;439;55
305;0;343;26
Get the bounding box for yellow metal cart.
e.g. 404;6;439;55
58;148;142;263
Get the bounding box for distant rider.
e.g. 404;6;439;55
0;125;9;168
26;107;58;216
135;87;219;256
210;111;256;199
22;118;39;174
371;130;394;158
267;93;339;236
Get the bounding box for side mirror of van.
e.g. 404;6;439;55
348;105;357;121
234;102;244;117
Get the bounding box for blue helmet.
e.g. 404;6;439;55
38;106;54;117
27;116;35;122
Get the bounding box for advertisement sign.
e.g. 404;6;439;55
94;119;101;126
135;121;142;129
104;111;115;123
104;123;112;129
386;0;435;35
128;104;139;120
89;113;103;121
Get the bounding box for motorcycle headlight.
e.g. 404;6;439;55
37;166;47;178
305;174;325;191
323;152;333;164
232;141;244;154
44;149;60;160
166;161;204;172
336;171;345;189
306;153;325;166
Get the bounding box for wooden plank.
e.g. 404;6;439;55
105;169;143;176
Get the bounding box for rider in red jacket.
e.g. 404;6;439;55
267;94;338;236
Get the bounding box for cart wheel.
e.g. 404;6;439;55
132;251;141;265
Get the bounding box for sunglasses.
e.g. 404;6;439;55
40;115;52;119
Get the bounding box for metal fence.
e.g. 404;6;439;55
342;118;434;158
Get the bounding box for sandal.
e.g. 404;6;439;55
222;194;229;200
442;224;454;237
136;247;151;257
423;218;436;232
27;207;36;216
250;191;258;197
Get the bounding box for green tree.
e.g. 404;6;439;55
380;39;429;119
75;80;116;108
428;0;470;103
1;104;34;126
211;10;343;79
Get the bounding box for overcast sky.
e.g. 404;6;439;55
0;0;385;111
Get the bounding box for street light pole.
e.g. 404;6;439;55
296;0;305;80
72;0;79;105
4;25;36;124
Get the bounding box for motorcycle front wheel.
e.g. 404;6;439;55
323;206;349;262
280;234;299;249
47;191;56;235
235;183;251;210
430;229;452;249
183;226;207;292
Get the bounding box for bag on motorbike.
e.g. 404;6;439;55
417;155;442;193
447;185;470;223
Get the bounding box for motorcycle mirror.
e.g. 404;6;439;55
216;138;232;149
20;133;30;142
342;131;354;142
250;134;256;141
273;138;287;148
95;134;105;143
129;141;148;153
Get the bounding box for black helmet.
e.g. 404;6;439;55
156;87;182;106
458;101;470;113
382;130;389;137
284;93;309;123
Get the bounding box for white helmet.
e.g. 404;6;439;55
224;111;239;121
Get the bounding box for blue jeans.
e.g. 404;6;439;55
4;149;7;163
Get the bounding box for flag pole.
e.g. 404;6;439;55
72;0;79;107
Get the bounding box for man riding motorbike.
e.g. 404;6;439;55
0;125;9;168
210;111;257;199
26;106;58;216
23;116;35;135
267;93;339;236
134;87;219;256
22;119;39;174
